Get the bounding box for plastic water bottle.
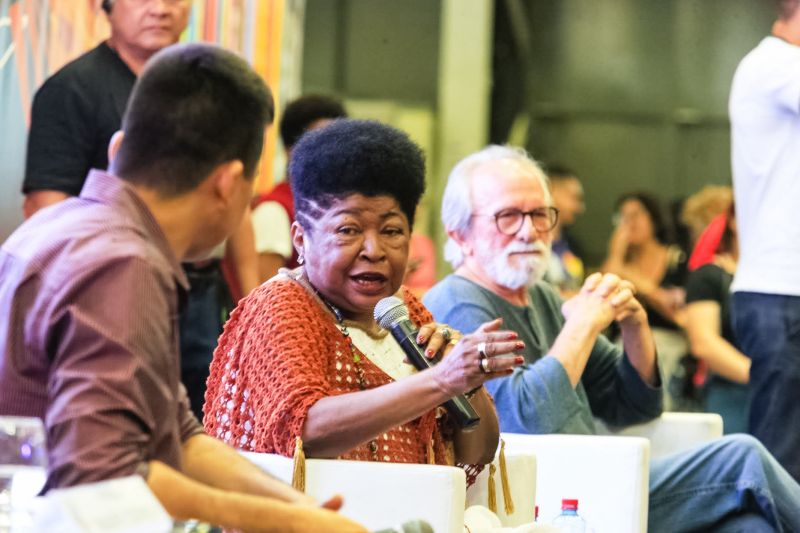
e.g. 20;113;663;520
552;499;586;533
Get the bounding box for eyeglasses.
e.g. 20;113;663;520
473;207;559;235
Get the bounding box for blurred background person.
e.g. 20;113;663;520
667;196;693;269
602;192;690;410
403;223;438;298
205;120;521;482
21;0;190;216
681;185;734;248
543;164;586;297
685;203;750;434
252;94;348;283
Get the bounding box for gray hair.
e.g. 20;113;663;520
442;145;551;268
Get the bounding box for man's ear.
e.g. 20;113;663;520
107;130;124;168
447;227;473;257
210;160;246;203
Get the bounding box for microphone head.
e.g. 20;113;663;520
374;295;409;330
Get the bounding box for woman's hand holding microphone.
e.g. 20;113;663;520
416;319;525;398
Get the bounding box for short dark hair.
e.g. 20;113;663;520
545;163;578;183
776;0;800;19
615;191;672;244
113;43;274;197
279;94;347;150
289;119;425;229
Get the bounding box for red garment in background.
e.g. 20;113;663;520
687;212;729;388
223;181;298;303
688;214;728;271
405;233;437;295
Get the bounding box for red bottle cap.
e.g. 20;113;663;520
561;499;579;510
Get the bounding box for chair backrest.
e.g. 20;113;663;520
594;412;724;460
500;433;650;533
240;452;466;533
466;447;538;526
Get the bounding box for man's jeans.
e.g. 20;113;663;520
180;260;230;421
649;434;800;532
732;291;800;481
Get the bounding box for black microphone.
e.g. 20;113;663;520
372;520;435;533
374;296;480;430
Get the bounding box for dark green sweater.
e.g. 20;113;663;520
424;275;663;435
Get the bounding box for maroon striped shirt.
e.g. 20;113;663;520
0;170;203;490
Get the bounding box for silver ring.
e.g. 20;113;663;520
477;341;488;359
480;358;491;374
440;327;452;342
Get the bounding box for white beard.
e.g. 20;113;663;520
476;239;551;290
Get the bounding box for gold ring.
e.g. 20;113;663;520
480;358;491;374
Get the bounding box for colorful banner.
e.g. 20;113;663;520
1;0;285;242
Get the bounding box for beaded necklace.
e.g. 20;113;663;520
309;283;381;460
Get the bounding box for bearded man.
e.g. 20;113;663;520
424;145;800;532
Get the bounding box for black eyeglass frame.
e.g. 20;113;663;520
472;207;560;236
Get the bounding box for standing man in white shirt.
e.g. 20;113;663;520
729;0;800;481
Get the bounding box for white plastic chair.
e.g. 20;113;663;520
466;447;538;527
500;412;724;533
241;449;540;533
241;452;466;533
595;412;723;459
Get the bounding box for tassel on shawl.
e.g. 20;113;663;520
487;463;498;513
292;436;306;492
499;439;514;515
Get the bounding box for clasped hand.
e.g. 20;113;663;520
562;272;647;332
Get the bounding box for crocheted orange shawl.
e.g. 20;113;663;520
204;274;453;465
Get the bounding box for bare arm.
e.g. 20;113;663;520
147;460;366;533
600;224;630;275
258;252;286;283
302;322;521;463
601;226;684;325
181;433;311;504
549;314;606;388
617;300;659;387
226;207;261;297
685;301;750;384
553;273;619;387
554;273;658;387
23;190;70;219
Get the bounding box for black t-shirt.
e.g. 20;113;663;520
685;263;737;348
23;42;136;195
646;245;688;331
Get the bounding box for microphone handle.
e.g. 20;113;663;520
391;321;480;430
